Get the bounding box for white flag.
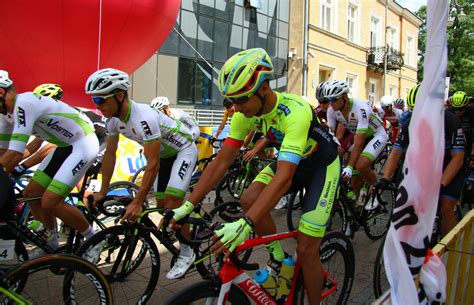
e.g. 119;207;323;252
383;0;449;304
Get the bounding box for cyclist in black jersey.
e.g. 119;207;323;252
377;85;466;236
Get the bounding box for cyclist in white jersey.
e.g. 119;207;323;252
87;68;198;279
378;96;403;143
0;70;99;250
325;80;388;210
151;96;200;142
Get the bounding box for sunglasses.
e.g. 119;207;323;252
327;97;339;103
229;93;253;105
91;92;119;105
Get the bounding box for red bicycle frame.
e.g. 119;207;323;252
216;231;337;305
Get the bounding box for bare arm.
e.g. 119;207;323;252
22;143;56;168
441;151;464;187
188;144;240;205
0;150;24;173
382;148;404;180
347;133;366;168
23;138;44;159
243;130;256;148
247;161;296;223
215;114;229;139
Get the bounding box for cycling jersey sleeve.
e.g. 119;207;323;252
227;112;253;141
326;107;336;132
105;118;119;137
393;117;410;151
355;103;370;135
8;97;38;153
278;109;312;164
140;112;163;145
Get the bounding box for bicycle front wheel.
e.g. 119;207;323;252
293;232;355;305
363;189;395;240
164;279;250;305
74;225;160;304
2;254;112;305
373;236;389;298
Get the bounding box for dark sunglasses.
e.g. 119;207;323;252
91;92;118;105
327;97;339;103
229;93;253;105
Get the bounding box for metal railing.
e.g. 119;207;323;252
373;209;474;304
367;46;404;72
176;107;226;126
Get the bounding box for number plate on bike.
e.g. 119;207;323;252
0;240;15;260
87;179;102;192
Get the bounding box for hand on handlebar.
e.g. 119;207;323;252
211;217;253;258
159;200;195;231
374;178;390;192
243;149;257;161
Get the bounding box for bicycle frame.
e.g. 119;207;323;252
215;231;337;305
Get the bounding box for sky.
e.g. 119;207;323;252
395;0;427;14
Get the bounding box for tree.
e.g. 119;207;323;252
416;3;474;96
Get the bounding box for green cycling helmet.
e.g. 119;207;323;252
34;83;63;100
406;84;420;111
449;91;468;108
218;48;273;99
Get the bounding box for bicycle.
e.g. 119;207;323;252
73;197;251;305
0;253;112;304
214;151;274;205
164;218;355;305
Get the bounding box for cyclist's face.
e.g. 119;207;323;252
94;92;121;117
232;94;259;117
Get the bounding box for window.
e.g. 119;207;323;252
370;16;380;48
321;0;332;31
389;85;397;97
369;80;377;103
347;4;357;43
178;58;195;104
406;35;414;66
178;58;214;105
388;27;398;53
346;73;358;97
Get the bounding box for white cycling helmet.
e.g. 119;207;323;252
0;70;13;88
393;98;405;108
315;81;328;102
323;80;349;100
85;68;130;95
380;96;393;108
151;96;170;111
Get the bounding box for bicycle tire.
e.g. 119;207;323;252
363;189;395;240
373;236;388;298
2;254;112;305
286;191;302;232
73;225;160;304
130;166;146;187
164;279;250;305
194;201;253;277
293;232;355;305
214;169;251;206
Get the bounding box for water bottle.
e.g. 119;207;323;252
276;256;296;299
253;268;277;297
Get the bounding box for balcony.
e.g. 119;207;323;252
367;46;404;73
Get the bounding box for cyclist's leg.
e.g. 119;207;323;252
357;132;388;186
154;156;177;209
41;135;99;234
297;156;340;305
440;169;465;236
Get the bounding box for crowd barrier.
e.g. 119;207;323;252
372;209;474;305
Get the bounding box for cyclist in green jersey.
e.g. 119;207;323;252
166;48;341;305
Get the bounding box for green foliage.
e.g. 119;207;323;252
416;3;474;96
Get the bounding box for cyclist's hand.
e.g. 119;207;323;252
120;199;143;224
375;178;390;191
341;166;353;180
211;217;253;256
160;200;194;230
11;164;27;178
92;192;106;206
243;149;257;161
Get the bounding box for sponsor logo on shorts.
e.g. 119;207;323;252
372;139;382;150
178;160;190;179
72;159;86;176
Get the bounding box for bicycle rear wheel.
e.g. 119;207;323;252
373;236;389;298
2;254;112;305
164;279;250;305
214;169;251;206
363;189;395;240
73;225;160;304
293;232;355;305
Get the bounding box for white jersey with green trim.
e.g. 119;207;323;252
105;101;194;158
0;92;95;153
169;108;200;142
327;97;385;137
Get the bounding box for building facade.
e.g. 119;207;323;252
128;0;290;109
289;0;422;106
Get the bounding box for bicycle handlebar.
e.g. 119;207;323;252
89;195;131;217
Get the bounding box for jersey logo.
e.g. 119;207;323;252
72;159;86;176
360;109;367;120
178;160;190;179
277;104;291;116
164;134;184;148
141;121;152;136
17;107;26;127
372;139;382;150
46;119;74;138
